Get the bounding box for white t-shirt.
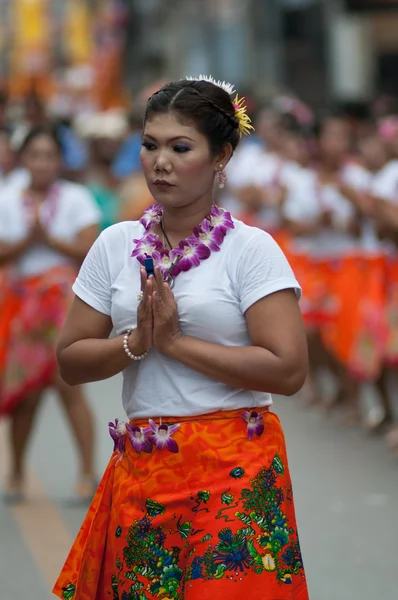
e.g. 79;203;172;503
284;164;370;256
73;218;301;419
371;160;398;202
0;180;101;278
226;147;298;230
0;168;30;192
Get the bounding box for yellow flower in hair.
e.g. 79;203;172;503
233;94;254;136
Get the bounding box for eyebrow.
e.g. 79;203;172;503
142;134;196;143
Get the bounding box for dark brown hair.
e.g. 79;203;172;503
144;80;241;156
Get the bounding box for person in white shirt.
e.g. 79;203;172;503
284;116;371;417
0;126;101;502
53;77;309;600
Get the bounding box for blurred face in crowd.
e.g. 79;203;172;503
23;134;62;189
0;133;15;175
140;111;226;209
283;132;311;167
359;135;388;172
91;138;121;167
319;118;350;164
256;109;283;151
25;96;46;126
384;134;398;160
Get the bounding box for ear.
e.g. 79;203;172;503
213;142;233;172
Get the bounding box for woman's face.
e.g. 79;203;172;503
283;133;310;166
140;111;224;210
319;119;350;162
23;135;61;188
359;136;387;172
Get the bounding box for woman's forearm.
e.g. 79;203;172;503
165;335;307;396
0;238;30;267
48;237;94;263
58;334;136;386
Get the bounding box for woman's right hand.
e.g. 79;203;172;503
128;268;154;355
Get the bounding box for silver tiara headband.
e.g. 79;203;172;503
185;75;235;96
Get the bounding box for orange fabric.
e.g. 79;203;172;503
54;409;309;600
322;254;387;380
288;253;336;328
0;265;76;415
385;255;398;366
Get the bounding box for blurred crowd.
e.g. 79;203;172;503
1;83;398;502
0;89;155;229
221;91;398;458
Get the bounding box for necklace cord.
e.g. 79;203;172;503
160;220;173;250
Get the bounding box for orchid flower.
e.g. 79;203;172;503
126;423;153;454
131;233;162;263
108;419;127;452
188;219;224;252
170;240;211;272
242;411;264;440
139;203;162;229
152;248;173;279
147;419;180;453
209;206;234;234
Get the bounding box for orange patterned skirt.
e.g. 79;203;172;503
385;254;398;366
321;254;387;380
288;252;336;329
53;409;309;600
0;266;76;416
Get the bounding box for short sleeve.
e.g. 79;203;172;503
0;198;10;240
69;185;101;233
236;232;301;314
283;187;318;223
72;231;112;315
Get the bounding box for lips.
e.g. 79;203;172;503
153;180;174;187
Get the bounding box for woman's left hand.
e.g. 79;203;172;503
152;266;182;354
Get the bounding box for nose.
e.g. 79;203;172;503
154;149;172;173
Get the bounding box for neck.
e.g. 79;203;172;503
28;182;53;196
161;196;214;239
319;158;342;174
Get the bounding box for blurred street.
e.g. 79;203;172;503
1;376;397;600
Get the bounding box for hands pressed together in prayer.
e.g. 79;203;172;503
28;216;51;246
129;266;182;357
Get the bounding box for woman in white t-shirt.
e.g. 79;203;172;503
0;127;101;502
54;78;309;600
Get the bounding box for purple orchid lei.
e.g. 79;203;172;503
131;203;234;283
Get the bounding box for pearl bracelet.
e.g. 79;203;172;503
123;328;148;362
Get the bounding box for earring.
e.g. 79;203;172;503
216;164;227;189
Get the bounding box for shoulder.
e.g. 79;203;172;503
96;220;144;255
0;183;22;214
342;162;370;187
58;180;96;203
381;160;398;180
81;220;144;283
228;218;284;258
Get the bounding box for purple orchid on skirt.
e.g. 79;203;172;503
126;423;153;454
209;206;234;235
139;203;162;229
170;240;211;275
147;419;180;453
242;411;264;440
108;419;127;452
